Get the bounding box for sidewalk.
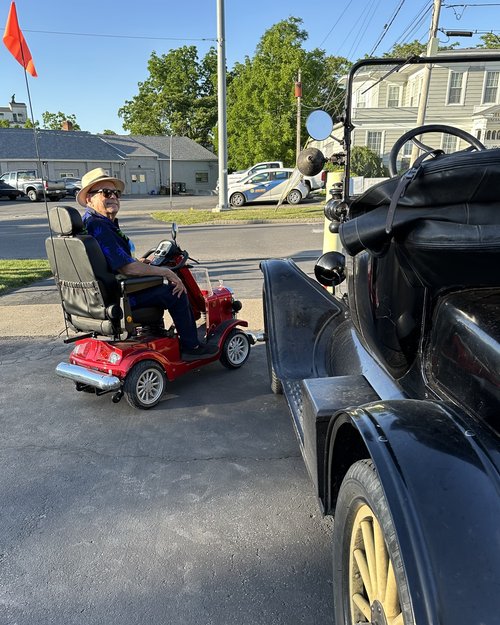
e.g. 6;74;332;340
0;279;264;338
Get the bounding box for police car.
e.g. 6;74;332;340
228;168;309;207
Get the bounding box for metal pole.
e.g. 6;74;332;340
295;69;302;164
411;0;442;163
169;134;173;209
214;0;230;211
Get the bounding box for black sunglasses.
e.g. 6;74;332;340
89;188;122;199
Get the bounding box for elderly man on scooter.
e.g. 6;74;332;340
77;167;217;360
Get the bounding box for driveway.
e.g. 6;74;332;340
0;205;335;624
0;337;334;625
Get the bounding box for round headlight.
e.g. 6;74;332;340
108;352;121;365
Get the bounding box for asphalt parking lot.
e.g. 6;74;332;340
0;336;334;625
0;202;335;624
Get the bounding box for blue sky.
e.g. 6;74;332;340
2;0;500;134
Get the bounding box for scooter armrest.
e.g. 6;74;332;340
117;276;164;293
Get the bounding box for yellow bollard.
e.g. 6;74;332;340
322;171;343;253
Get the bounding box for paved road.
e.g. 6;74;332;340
0;196;325;299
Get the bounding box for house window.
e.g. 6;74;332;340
59;172;75;178
355;88;366;109
442;133;458;152
195;171;208;183
366;131;383;155
477;129;482;139
447;71;465;104
387;85;400;108
409;79;421;107
483;71;499;104
400;140;413;170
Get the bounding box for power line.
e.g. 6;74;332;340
369;0;407;55
386;0;433;49
317;0;355;49
24;29;216;42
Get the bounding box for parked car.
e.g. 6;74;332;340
228;168;308;207
62;177;82;197
0;179;22;200
0;170;66;202
216;161;285;192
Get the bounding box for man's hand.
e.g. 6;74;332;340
165;269;186;297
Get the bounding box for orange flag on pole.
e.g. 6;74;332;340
3;2;37;77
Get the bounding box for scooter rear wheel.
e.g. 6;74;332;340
220;329;250;369
123;360;167;409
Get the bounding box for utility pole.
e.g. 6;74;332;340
295;70;302;163
411;0;442;163
214;0;230;211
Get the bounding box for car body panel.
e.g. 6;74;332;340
228;168;308;205
330;400;500;625
0;179;21;199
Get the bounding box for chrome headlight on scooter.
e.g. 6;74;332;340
108;351;122;365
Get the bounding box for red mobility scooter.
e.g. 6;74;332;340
46;205;253;409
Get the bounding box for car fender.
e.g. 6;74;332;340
328;399;500;625
261;258;345;380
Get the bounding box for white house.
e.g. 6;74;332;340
313;48;500;170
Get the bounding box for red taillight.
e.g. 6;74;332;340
321;171;327;182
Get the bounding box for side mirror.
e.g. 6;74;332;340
314;252;346;287
306;110;334;141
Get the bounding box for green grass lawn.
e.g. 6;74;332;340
0;259;51;294
152;204;324;225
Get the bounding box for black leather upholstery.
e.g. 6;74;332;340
45;205;163;337
340;148;500;288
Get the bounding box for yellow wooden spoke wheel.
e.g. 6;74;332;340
349;504;403;625
333;460;414;625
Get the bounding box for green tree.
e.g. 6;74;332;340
383;39;458;58
102;129;117;135
383;40;426;58
42;111;81;130
350;146;388;177
23;118;39;128
0;119;10;128
226;17;350;170
118;46;217;148
477;33;500;48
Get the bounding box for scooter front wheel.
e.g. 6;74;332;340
220;329;251;369
123;360;167;409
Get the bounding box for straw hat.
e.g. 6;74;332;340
76;167;125;207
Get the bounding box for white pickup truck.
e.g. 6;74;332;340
218;160;325;195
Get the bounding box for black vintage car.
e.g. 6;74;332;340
262;52;500;625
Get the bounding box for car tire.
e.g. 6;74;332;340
333;459;414;625
27;189;39;202
287;189;302;205
229;192;245;207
